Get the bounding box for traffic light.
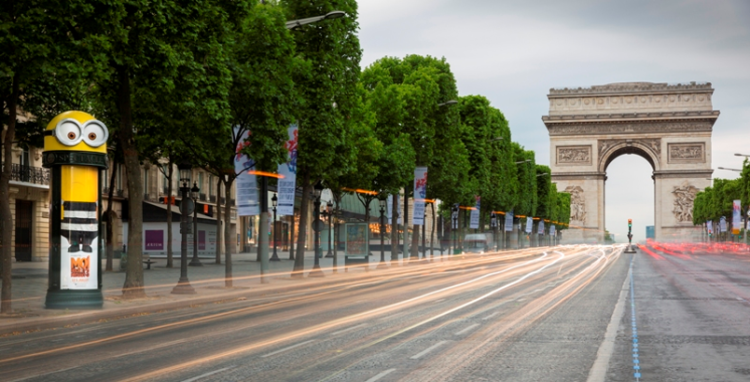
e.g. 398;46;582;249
628;219;632;229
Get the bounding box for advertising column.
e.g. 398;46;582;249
43;111;109;309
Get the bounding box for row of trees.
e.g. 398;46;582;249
1;0;573;313
693;159;750;239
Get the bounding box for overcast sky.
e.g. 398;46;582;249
357;0;750;242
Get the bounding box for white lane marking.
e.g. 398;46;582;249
261;340;315;358
331;323;366;336
455;323;480;336
364;368;396;382
533;288;543;292
113;339;187;358
180;365;237;382
410;340;448;359
483;311;500;320
737;297;744;301
586;249;629;382
516;298;525;302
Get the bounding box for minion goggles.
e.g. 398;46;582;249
44;118;109;148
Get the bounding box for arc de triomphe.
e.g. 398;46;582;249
544;82;718;242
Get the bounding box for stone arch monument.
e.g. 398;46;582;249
543;82;718;242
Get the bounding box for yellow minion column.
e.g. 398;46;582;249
43;111;109;309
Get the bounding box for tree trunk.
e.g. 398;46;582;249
105;161;117;271
224;177;233;287
289;212;295;260
1;75;19;313
390;195;398;262
403;188;411;259
117;66;146;299
215;177;222;264
292;174;311;277
165;159;173;267
430;202;435;257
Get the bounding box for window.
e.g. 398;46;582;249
199;172;204;191
209;175;214;196
143;168;149;194
116;165;123;191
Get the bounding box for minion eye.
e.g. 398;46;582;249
55;119;83;146
82;120;108;147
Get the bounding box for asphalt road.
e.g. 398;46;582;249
1;243;748;382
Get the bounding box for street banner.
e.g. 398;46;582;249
732;200;741;235
550;225;556;236
387;194;402;225
234;126;259;216
538;220;545;234
505;210;514;231
412;167;428;226
707;220;713;235
719;216;727;233
526;217;533;233
470;196;480;229
277;124;298;216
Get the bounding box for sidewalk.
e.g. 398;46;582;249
0;249;454;335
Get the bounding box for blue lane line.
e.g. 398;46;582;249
629;255;641;381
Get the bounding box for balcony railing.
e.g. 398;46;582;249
144;193;150;201
116;189;124;197
209;195;216;203
1;163;50;186
103;187;110;194
200;193;206;201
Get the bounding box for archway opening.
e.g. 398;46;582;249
605;153;655;244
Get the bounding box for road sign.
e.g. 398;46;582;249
312;218;325;232
180;199;194;216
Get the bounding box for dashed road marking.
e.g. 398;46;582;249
261;340;315;358
455;323;480;336
331;324;365;336
364;368;396;382
180;365;236;382
410;340;448;359
483;311;500;320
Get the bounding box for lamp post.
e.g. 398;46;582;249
422;212;427;260
189;182;202;266
377;195;388;269
490;212;497;251
270;193;280;261
452;204;459;254
285;11;345;29
324;200;334;258
172;162;196;294
309;181;325;277
718;166;742;172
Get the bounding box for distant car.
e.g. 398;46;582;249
463;233;492;253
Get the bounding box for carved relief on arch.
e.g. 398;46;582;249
597;138;661;171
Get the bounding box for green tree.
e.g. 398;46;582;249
281;0;362;275
66;0;248;298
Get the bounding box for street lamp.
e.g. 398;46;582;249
437;100;458;107
172;161;196;294
309;180;325;277
325;200;334;258
536;173;550;177
718;167;742;172
189;182;203;266
490;212;498;251
377;195;388;269
285;11;345;29
515;160;531;164
735;153;750;157
452;204;459;254
270;193;280;261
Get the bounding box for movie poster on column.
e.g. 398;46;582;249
60;190;98;291
706;220;713;235
526;217;533;233
720;216;727;233
234;126;259;216
550;225;556;236
469;196;480;229
412;167;428;226
732;200;741;235
504;210;514;231
538;220;545;234
277;124;298;216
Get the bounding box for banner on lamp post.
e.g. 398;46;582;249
234;126;259;216
276;124;298;216
719;216;727;233
412;167;428;226
707;220;713;235
538;220;545;235
469;196;480;229
732;200;741;235
526;217;533;233
504;210;514;231
550;225;556;236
